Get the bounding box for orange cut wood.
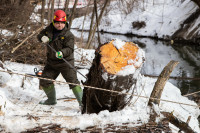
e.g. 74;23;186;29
100;40;139;75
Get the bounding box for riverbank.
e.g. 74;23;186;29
72;28;200;46
72;0;200;45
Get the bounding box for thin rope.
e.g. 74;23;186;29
0;69;199;108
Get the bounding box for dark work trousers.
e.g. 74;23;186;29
40;60;79;89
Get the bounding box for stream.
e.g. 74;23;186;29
72;29;200;100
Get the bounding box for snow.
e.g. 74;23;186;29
117;65;136;76
0;29;14;37
0;47;199;132
169;123;181;133
0;0;200;132
30;12;41;23
71;0;199;39
30;12;48;25
74;45;95;69
113;38;126;49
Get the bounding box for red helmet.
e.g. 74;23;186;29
53;10;67;22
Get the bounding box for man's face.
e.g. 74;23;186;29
54;21;65;30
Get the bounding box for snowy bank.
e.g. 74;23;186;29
0;46;199;132
72;0;200;41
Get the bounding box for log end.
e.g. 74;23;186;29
100;39;145;75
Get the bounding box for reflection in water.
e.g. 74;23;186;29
172;45;200;95
72;30;200;97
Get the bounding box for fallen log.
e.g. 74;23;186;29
82;39;145;114
162;112;194;133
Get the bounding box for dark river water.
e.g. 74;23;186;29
72;30;200;99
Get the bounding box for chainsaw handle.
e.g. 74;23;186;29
34;68;38;73
34;68;43;77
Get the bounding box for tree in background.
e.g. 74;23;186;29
41;0;45;26
68;0;78;29
86;0;110;49
51;0;55;22
64;0;70;14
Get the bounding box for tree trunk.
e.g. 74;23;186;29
148;60;179;106
50;0;55;22
41;0;45;26
86;7;95;48
80;0;92;47
82;39;145;114
94;0;101;46
47;0;52;24
86;0;110;49
58;0;61;9
68;0;78;29
64;0;70;14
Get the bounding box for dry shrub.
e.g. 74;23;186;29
132;21;146;30
0;0;47;65
0;0;35;31
117;0;137;15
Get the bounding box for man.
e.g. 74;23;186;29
37;10;83;108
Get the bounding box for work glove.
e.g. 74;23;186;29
41;36;49;43
56;51;63;59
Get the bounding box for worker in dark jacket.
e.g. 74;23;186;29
37;10;83;108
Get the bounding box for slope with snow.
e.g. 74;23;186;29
72;0;200;40
0;0;200;132
0;46;199;132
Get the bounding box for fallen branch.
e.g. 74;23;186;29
57;97;76;100
147;60;196;132
148;60;179;106
162;112;194;133
21;124;62;133
11;26;43;53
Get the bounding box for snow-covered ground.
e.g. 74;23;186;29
0;0;200;132
0;29;14;37
72;0;199;39
0;44;199;132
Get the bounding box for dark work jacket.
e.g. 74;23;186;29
37;23;75;67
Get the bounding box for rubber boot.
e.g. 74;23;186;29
72;86;83;107
39;85;57;105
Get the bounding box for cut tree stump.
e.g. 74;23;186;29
82;39;145;114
